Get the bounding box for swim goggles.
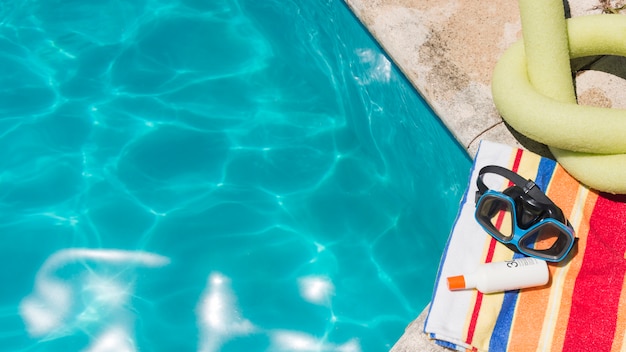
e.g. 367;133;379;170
474;165;576;262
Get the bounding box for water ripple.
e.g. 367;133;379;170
0;0;470;351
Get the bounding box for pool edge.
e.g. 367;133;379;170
342;1;626;351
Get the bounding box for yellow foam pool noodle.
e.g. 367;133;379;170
550;150;626;195
518;0;576;104
492;32;626;154
492;26;626;154
492;9;626;194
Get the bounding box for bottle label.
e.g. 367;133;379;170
505;257;539;268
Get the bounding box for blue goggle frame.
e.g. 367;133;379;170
474;165;577;262
475;190;576;262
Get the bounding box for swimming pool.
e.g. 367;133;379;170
0;0;471;350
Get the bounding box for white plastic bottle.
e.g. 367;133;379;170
447;257;549;294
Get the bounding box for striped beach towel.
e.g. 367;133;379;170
424;140;626;352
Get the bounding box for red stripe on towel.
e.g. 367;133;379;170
465;149;524;346
562;194;626;352
465;239;497;345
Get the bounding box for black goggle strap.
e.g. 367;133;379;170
475;165;551;206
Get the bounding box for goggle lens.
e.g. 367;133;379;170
476;195;514;241
518;222;572;260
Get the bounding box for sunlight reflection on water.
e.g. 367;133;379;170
0;0;470;350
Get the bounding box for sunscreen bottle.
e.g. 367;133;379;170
447;257;549;294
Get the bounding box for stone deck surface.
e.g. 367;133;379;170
342;1;626;350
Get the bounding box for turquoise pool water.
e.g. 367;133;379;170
0;0;471;350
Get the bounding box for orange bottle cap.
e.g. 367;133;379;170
447;275;466;290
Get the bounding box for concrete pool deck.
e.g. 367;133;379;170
342;0;626;350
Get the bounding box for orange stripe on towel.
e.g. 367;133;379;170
539;166;593;352
545;165;581;223
548;190;597;352
507;165;580;351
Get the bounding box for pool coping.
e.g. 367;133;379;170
342;1;626;350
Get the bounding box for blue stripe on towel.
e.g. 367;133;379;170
535;157;557;191
490;288;519;351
